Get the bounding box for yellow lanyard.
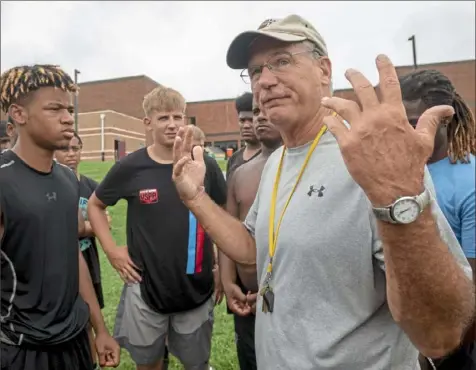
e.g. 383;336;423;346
266;124;328;275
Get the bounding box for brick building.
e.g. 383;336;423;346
76;75;160;160
187;59;475;150
1;59;473;159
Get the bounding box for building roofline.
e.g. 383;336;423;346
79;109;143;121
80;59;474;104
395;58;475;70
333;59;476;93
187;98;237;105
79;74;160;87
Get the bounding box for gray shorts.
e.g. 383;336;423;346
113;283;214;369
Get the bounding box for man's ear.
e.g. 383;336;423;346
8;104;27;127
6;123;15;137
317;57;332;90
143;117;151;131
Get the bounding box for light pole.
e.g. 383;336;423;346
407;35;417;70
100;113;106;162
74;69;81;132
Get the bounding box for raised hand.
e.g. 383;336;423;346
172;126;207;202
321;54;454;206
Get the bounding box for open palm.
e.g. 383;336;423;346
172;126;206;201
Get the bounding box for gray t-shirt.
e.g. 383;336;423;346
244;130;472;370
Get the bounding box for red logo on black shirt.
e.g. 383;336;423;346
139;189;159;204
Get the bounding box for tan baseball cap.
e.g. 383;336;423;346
226;14;328;70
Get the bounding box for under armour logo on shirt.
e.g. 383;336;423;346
307;185;325;197
45;192;57;202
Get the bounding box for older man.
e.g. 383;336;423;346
171;15;474;370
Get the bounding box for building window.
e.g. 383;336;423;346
189;116;197;125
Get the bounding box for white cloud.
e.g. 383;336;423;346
1;1;474;101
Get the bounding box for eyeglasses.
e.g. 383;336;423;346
240;49;317;85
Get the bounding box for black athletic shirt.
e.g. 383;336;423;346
226;146;261;181
95;148;227;314
0;150;89;346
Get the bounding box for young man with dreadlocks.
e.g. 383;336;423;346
0;64;120;370
401;69;475;370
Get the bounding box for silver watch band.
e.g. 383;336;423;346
372;206;396;224
372;188;431;224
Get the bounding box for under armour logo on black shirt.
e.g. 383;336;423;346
307;185;325;197
46;192;57;202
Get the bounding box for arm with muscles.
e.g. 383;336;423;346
79;249;120;367
173;127;257;266
371;172;474;357
219;173;254;315
321;54;474;358
87;163;141;284
460;189;476;345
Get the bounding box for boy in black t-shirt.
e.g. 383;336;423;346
0;64;119;370
55;131;111;366
88;86;227;370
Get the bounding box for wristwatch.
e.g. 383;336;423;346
372;188;431;224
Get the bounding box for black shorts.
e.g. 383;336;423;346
234;313;257;370
1;328;94;370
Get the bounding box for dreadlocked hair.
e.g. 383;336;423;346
400;69;475;164
0;64;77;114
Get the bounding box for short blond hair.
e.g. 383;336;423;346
143;86;186;117
189;124;205;141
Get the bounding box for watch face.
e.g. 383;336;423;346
391;198;421;224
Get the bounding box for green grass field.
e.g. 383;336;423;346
79;160;238;370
